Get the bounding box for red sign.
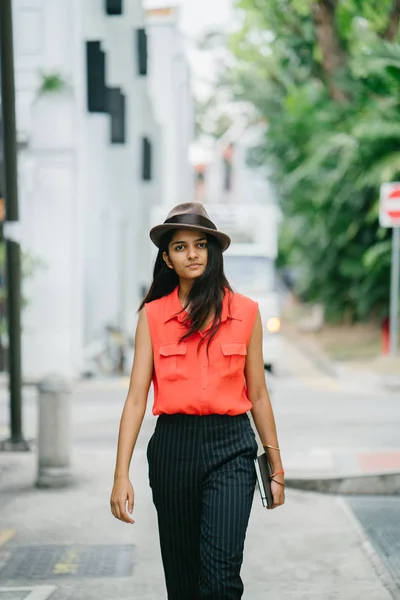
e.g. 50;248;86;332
380;183;400;227
387;188;400;220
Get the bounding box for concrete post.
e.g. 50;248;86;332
36;376;73;488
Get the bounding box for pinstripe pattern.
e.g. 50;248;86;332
147;413;258;600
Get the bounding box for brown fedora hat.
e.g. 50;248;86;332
149;202;231;252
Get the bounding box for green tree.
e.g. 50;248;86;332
217;0;400;321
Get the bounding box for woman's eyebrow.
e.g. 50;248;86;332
172;237;207;245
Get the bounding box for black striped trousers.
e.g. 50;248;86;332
147;412;258;600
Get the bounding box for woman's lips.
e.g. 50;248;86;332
187;264;202;269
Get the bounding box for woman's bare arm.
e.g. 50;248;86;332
113;307;154;481
245;310;283;475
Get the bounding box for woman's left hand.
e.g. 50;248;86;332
269;479;285;509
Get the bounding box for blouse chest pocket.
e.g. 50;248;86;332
220;342;247;377
158;343;188;381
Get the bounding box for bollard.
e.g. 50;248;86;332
36;375;73;488
382;316;390;355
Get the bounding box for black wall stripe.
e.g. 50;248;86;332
105;0;123;15
136;28;148;76
86;41;107;113
142;137;152;181
108;88;126;144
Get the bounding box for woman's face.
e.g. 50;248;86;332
163;229;208;280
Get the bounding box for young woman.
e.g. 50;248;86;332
110;202;285;600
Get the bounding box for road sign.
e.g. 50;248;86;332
380;183;400;356
380;183;400;228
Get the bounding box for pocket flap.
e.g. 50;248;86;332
221;343;247;357
159;343;188;357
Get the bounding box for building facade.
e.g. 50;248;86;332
145;6;194;207
13;0;162;379
205;122;276;206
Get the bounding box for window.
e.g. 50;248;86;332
108;88;126;144
223;256;276;294
136;28;148;76
86;41;107;113
141;137;152;181
105;0;123;15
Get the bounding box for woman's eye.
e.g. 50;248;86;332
175;245;184;251
198;243;207;249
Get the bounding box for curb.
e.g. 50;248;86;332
286;472;400;495
339;497;400;600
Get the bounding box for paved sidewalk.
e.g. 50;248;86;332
0;403;397;600
273;337;400;493
0;339;399;598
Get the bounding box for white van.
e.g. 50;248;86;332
206;204;281;373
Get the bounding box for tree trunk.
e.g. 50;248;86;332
312;0;348;102
382;0;400;41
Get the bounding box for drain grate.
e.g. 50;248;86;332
347;496;400;588
0;545;134;580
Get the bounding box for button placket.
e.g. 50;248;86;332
201;356;207;388
200;350;208;408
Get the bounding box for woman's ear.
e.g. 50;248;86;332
162;251;174;269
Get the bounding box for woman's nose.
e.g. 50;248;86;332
187;245;199;259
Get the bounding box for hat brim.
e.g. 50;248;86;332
149;223;231;252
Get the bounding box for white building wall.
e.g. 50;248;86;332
13;0;162;379
97;4;137;336
205;123;275;206
233;126;276;205
80;0;114;348
14;0;75;141
104;0;161;330
145;7;194;207
15;0;85;380
139;90;163;293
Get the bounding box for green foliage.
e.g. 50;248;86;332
38;71;67;94
195;95;234;138
0;242;47;336
220;0;400;322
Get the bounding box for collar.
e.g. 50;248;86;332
163;286;242;325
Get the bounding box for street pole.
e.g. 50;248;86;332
390;227;400;357
0;0;29;451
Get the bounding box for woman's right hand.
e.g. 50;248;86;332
110;476;135;524
269;478;285;510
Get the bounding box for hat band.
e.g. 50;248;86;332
164;214;217;231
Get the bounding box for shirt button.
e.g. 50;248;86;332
202;385;206;390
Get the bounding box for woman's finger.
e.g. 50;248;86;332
112;498;124;522
123;500;135;523
113;500;122;521
118;500;135;524
127;489;134;515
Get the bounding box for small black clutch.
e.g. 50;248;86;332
254;452;273;508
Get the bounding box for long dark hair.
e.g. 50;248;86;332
139;230;233;349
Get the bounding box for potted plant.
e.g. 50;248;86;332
38;72;67;95
31;70;75;149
